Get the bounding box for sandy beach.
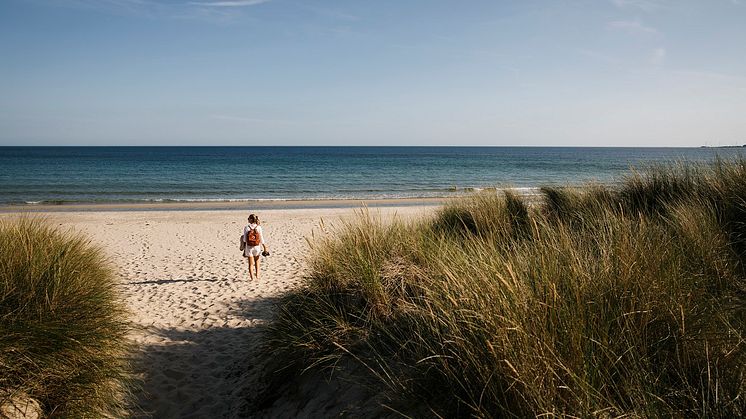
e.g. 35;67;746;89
1;204;438;417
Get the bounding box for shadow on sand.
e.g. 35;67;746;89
129;280;384;418
128;277;223;286
131;294;282;419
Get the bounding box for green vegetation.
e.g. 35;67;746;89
267;160;746;417
0;218;132;417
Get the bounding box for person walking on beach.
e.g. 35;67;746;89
243;214;269;280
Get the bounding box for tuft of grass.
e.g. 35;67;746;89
0;217;133;417
265;160;746;417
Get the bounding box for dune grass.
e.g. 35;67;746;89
266;159;746;417
0;217;132;417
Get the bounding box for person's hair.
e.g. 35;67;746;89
248;214;260;225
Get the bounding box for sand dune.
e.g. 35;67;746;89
4;205;435;417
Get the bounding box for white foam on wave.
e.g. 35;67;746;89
162;198;292;203
13;188;545;206
458;186;542;195
508;187;542;195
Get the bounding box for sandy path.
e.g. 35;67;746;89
3;206;435;418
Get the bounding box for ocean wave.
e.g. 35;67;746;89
159;198;294;202
6;187;546;206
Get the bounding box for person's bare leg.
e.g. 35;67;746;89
247;257;255;280
253;255;261;279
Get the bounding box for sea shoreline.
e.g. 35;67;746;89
0;196;451;213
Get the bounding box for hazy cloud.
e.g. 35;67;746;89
35;0;269;20
611;0;664;12
210;114;296;124
608;19;659;35
208;114;357;127
47;0;155;16
189;0;270;7
294;3;359;21
674;70;746;86
576;48;623;66
650;47;666;67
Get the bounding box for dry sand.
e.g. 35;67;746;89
2;204;438;418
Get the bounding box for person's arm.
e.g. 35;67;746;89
259;226;269;253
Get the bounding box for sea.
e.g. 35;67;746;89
1;146;744;206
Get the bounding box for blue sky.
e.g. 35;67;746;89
1;0;744;146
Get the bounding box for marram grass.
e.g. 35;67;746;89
267;160;746;418
0;217;132;418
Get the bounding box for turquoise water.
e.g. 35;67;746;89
0;146;744;205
